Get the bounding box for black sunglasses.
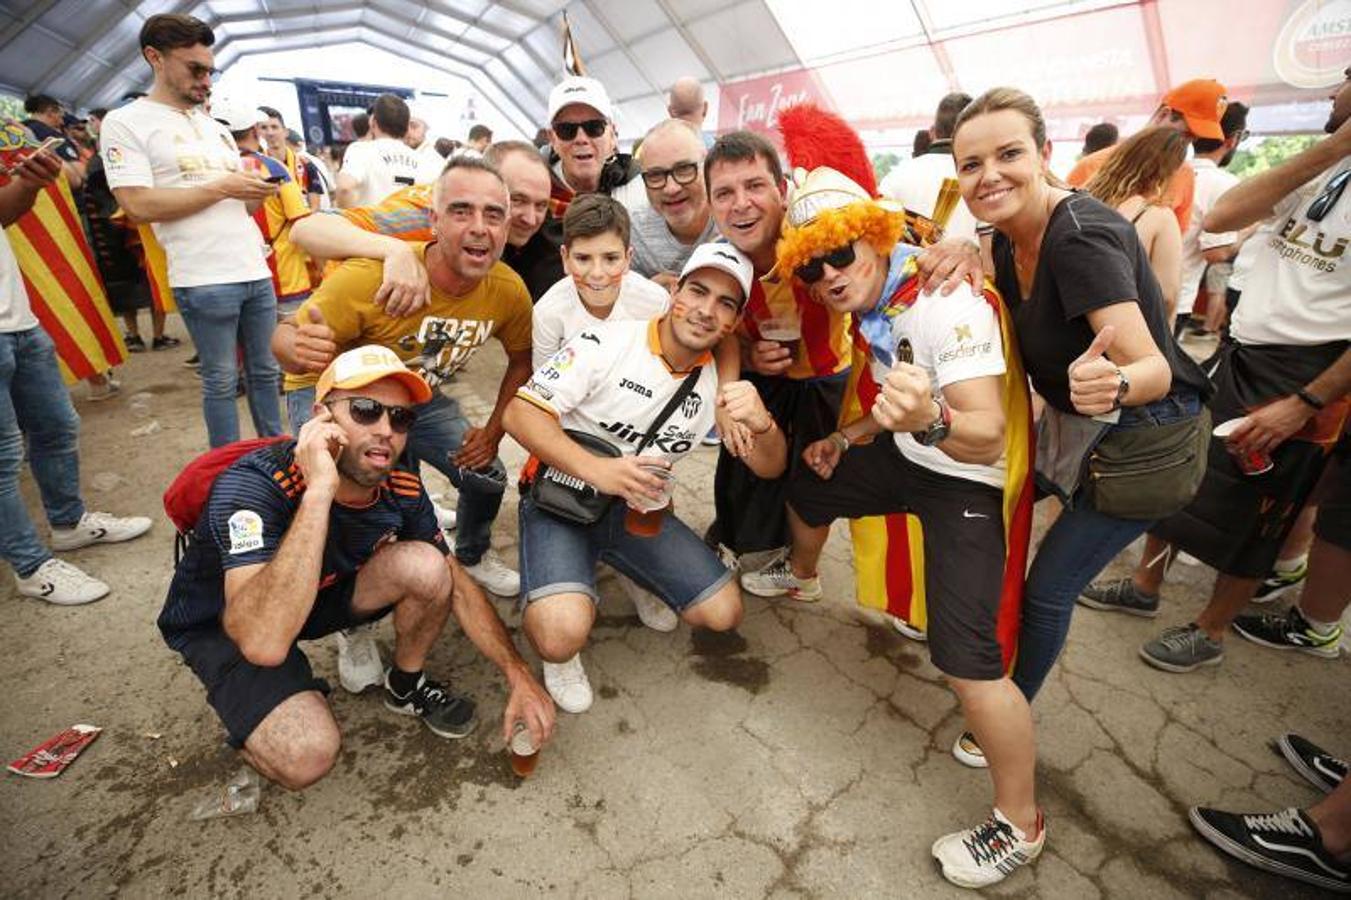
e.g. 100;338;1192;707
553;119;607;141
641;160;700;190
1308;169;1349;223
794;244;857;284
324;397;417;433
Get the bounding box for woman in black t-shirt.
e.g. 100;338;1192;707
948;89;1208;724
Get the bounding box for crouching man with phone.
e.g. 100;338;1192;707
157;346;554;790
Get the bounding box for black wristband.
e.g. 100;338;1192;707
1296;388;1326;410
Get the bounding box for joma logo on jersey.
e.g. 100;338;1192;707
600;421;695;454
619;378;652;398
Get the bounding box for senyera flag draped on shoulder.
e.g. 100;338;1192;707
1;119;125;383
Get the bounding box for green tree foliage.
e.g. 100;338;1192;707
872;152;900;183
1229;135;1319;179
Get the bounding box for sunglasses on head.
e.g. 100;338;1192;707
553;119;607;141
641;160;700;190
794;244;857;284
1308;169;1350;223
324;397;418;433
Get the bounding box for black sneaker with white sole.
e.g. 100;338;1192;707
383;672;478;739
1233;605;1342;658
1276;733;1347;794
1189;806;1349;893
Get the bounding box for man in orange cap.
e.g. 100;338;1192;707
157;345;554;790
1068;78;1229;232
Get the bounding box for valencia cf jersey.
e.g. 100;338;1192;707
158;440;447;646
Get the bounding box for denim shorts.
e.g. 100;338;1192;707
518;495;734;612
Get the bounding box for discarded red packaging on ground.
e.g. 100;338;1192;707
7;724;102;778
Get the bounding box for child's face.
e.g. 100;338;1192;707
562;231;631;307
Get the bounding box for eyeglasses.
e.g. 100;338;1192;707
641;161;700;190
794;244;857;284
553;119;607;141
323;397;418;433
1307;169;1350;223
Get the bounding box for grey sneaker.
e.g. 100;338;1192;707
1077;578;1159;617
1140;624;1223;672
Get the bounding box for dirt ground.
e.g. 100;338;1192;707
1;326;1345;899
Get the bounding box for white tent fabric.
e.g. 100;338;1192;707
0;0;1344;139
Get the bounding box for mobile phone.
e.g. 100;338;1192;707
0;137;66;176
264;174;286;184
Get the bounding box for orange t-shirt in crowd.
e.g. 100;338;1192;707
1067;145;1195;234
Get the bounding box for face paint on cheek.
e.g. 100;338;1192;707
670;298;691;320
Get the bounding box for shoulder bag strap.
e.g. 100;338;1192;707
635;367;703;455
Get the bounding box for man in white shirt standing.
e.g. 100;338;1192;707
336;94;442;208
1;145;152;605
879;92;980;243
1176;101;1248;336
100;13;284;449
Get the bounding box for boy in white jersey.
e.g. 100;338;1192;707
504;243;785;715
532;193;670;370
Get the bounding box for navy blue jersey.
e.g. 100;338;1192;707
158;440;447;646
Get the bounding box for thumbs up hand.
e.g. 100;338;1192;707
294;304;338;373
1068;325;1124;415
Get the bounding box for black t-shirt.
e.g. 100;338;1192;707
992;192;1208;413
503;216;565;302
157;441;448;646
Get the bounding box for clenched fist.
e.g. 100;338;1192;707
873;363;936;433
293;305;338;374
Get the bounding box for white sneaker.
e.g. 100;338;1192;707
952;730;988;768
889;614;927;642
464;550;520;596
626;580;678;632
50;511;153;551
15;558;110;605
543;655;593;713
739;556;823;601
88;376;121;402
932;808;1044;888
432;499;457;531
334;624;384;694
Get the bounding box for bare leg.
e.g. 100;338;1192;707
240;690;340;791
1310;776;1351;860
522;593;595;663
950;676;1038;835
786;506;830;580
1195;574;1261;640
1132;534;1174;595
1276;504;1318;568
151;306;167;340
121;312;140;338
1203;288;1228;332
348;540;453;672
681;581;743;632
1300;536;1351;624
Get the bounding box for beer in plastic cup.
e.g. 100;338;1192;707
758;316;801;356
1213;417;1273;476
625;464;674;536
508;722;539;778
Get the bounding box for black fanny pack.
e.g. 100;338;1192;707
527;367;702;525
1084;407;1211;520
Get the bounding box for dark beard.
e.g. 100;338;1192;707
336;445;387;488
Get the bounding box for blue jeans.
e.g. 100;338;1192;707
287;386;505;565
0;326;84;576
1013;391;1202;701
174;279;283;448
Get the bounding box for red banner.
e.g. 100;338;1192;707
716;68;834;144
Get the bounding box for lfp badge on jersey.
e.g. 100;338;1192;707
227;510;264;555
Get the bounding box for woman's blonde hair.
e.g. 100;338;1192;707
952;87;1067;189
1082;126;1189;209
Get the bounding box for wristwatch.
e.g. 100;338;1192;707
827;431;851;454
914;397;952;447
1112;367;1131;411
1296;387;1326;410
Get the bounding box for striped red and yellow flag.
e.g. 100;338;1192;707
844;277;1034;672
133;223;177;315
1;120;125;384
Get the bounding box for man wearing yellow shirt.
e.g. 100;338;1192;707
272;157;532;603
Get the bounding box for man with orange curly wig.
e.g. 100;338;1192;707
740;160;1047;888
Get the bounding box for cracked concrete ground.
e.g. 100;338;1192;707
2;335;1346;898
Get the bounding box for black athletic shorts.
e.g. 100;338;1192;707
172;577;389;748
1315;438;1350;552
789;436;1006;681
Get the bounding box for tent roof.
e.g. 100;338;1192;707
0;1;1343;138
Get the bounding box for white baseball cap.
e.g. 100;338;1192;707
212;100;267;134
679;242;755;303
548;76;612;123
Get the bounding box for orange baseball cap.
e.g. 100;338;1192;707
1161;79;1228;140
315;345;432;405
